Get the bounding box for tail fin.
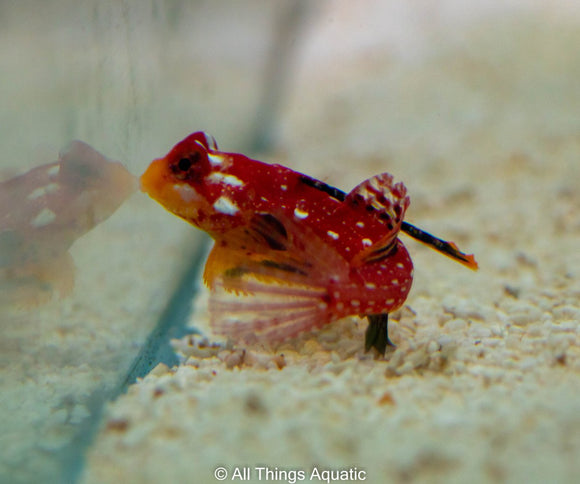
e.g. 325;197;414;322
401;221;478;270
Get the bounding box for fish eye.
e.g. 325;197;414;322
178;158;192;171
171;150;205;180
174;151;202;173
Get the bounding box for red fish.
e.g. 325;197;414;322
141;132;477;354
1;141;136;307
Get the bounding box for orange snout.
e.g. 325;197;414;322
140;158;168;197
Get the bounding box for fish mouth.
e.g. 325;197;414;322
140;158;166;196
140;157;203;215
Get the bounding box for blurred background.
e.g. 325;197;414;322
1;1;579;483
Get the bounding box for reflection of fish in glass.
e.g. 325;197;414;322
0;141;137;307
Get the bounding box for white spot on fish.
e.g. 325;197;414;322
391;279;399;285
207;153;225;166
27;183;60;200
356;221;365;228
362;238;372;247
207;172;244;187
365;282;376;289
173;184;200;203
351;300;360;307
386;298;395;305
294;208;309;219
31;208;56;227
327;230;339;240
281;184;288;191
213;196;239;215
396;262;404;269
336;302;345;311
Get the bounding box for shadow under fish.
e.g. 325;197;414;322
0;141;136;308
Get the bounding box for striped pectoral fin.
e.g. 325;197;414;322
205;233;336;342
209;273;332;344
205;209;351;344
206;241;338;343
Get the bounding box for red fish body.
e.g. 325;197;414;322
141;132;476;353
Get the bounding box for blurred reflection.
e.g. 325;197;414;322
0;141;136;308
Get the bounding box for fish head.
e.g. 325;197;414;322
140;132;240;230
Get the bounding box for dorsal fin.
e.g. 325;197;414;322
345;173;410;266
345;173;409;229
